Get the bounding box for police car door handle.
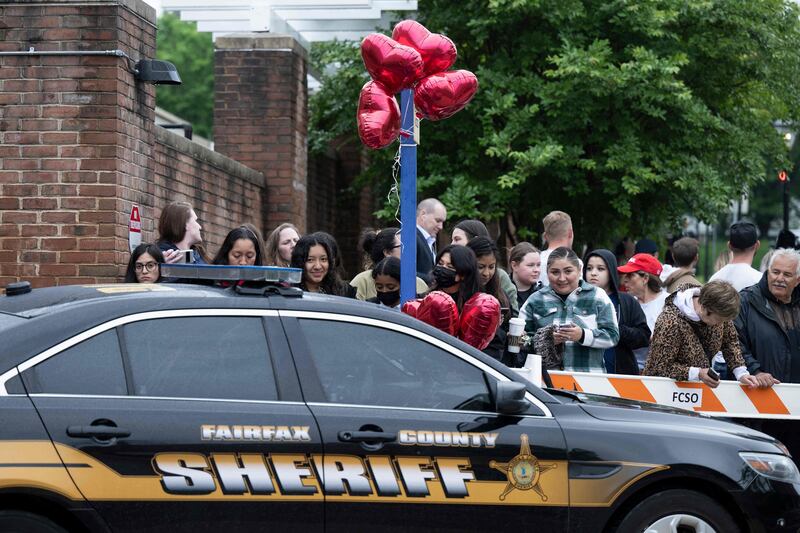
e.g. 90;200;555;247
338;430;396;443
66;426;131;440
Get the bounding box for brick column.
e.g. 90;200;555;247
214;33;308;234
0;0;156;287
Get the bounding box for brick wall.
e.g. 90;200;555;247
0;0;266;288
152;127;266;258
214;33;308;233
0;0;156;287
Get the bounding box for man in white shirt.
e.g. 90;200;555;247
709;221;762;292
538;210;576;286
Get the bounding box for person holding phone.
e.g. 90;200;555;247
644;281;760;388
156;201;208;265
520;247;619;372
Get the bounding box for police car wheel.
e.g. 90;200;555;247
615;489;738;533
0;511;68;533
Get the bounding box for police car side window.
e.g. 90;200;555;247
298;319;494;412
122;316;277;402
24;329;127;396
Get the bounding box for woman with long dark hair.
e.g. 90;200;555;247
124;243;165;283
466;237;514;363
466;237;511;315
290;232;355;297
212;225;264;267
584;249;650;374
430;244;480;311
448;218;518;315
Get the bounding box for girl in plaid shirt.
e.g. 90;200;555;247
520;247;620;372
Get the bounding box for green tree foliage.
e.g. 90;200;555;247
309;0;800;246
155;13;214;139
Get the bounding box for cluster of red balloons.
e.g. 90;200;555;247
402;291;500;351
357;20;479;149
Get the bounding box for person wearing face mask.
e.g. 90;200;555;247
430;244;481;311
583;249;650;374
366;256;405;309
520;247;619;373
644;281;759;390
508;242;542;310
350;227;429;301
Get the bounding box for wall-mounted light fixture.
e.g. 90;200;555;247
134;59;182;85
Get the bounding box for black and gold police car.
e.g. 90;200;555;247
0;264;797;533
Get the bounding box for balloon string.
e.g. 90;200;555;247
390;144;402;228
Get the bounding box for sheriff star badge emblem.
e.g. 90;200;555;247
489;434;557;501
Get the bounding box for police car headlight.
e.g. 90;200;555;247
739;452;800;483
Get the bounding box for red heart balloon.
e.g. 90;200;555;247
392;20;457;77
415;291;459;336
401;299;422;318
361;33;424;94
458;293;501;351
357;80;401;150
414;70;478;121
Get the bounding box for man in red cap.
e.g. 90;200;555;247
618;253;668;371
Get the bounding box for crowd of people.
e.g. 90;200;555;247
127;200;800;389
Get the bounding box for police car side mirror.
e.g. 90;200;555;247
493;381;528;415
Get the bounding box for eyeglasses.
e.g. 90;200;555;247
135;261;158;273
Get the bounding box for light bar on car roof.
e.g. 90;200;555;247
161;264;302;284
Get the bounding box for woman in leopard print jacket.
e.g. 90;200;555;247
644;281;759;388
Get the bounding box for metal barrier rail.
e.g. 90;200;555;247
545;371;800;420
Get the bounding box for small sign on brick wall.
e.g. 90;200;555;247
129;205;142;253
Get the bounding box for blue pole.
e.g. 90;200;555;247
399;89;417;305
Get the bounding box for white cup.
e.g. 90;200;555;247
507;317;526;353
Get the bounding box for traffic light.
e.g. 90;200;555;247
779;170;789;182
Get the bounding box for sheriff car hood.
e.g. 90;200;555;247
575;392;781;448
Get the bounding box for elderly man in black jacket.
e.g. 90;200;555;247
735;248;800;386
735;248;799;456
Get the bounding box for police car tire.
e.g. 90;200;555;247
0;511;68;533
615;489;738;533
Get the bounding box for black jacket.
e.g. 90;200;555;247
583;249;650;375
416;228;435;284
735;273;800;382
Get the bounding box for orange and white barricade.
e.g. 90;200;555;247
546;371;800;420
